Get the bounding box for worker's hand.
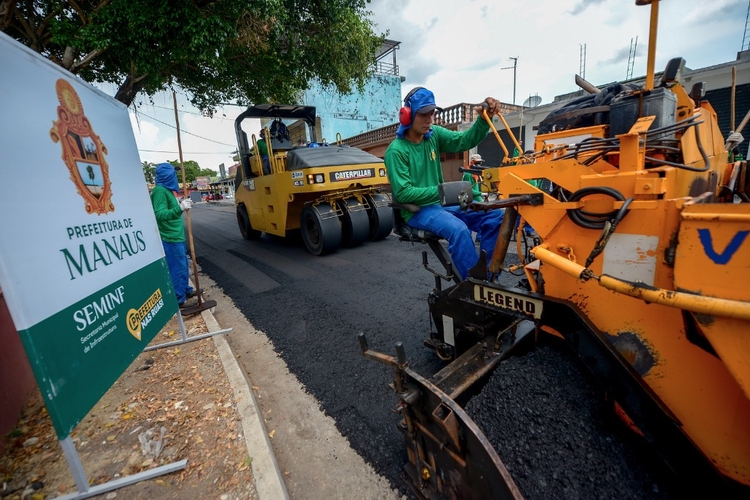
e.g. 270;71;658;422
474;97;501;117
179;199;192;212
725;131;744;151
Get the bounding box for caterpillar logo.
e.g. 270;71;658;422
126;289;164;340
474;285;543;319
329;168;374;182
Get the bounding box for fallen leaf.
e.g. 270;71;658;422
268;429;276;439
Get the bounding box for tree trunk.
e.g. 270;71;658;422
114;75;146;107
0;1;16;31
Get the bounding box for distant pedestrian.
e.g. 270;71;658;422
462;153;484;202
151;163;196;308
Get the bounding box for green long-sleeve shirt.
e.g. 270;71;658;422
462;172;483;202
384;117;490;222
150;185;185;243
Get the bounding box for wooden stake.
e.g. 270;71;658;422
172;91;203;307
729;66;737;132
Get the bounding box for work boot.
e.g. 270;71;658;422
179;297;198;309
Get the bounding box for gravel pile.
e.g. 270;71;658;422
464;337;678;500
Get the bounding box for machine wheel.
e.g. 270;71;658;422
338;198;370;248
365;193;394;241
237;204;261;240
300;203;341;256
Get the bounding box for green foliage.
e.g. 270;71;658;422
142;161;156;184
166;160;217;184
2;1;384;112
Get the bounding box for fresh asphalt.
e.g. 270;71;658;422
189;200;445;496
189;200;677;500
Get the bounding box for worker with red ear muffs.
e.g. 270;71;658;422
385;87;505;280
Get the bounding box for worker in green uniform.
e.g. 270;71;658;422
151;163;196;308
385;87;505;280
256;129;271;175
463;153;485;202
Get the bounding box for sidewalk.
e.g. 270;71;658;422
202;307;289;500
0;289;288;499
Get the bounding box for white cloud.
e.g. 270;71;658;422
369;0;744;106
128;94;251;173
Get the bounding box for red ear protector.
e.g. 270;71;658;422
399;86;425;127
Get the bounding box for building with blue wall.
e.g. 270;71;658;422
301;40;403;143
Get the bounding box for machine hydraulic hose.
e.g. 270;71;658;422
532;245;750;321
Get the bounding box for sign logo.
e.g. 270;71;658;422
328;168;375;183
50;79;114;215
473;285;543;319
126;288;165;340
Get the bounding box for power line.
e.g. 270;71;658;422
138;149;236;155
138;102;240;118
133;111;237;147
139;103;207;117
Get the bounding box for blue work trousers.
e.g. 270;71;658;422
407;205;505;279
163;241;194;304
261;156;271;175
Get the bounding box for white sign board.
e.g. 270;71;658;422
0;33;178;438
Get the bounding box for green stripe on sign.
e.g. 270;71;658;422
16;258;178;438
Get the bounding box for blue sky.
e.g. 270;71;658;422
129;0;748;173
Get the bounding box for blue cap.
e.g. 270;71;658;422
396;88;442;138
409;88;440;115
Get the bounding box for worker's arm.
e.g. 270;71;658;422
433;117;490;153
151;188;182;222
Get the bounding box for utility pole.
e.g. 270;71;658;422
626;37;638;80
501;56;519;105
579;44;587;80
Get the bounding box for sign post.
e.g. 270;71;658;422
0;33;187;498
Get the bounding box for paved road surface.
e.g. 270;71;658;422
189;201;446;497
187;201;678;500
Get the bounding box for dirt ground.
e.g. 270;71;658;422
1;309;258;500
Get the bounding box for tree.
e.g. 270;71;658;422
167;160;216;184
1;1;384;112
142;160;156;184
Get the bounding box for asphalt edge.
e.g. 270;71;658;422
201;309;290;500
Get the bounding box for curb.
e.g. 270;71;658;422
201;309;290;500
